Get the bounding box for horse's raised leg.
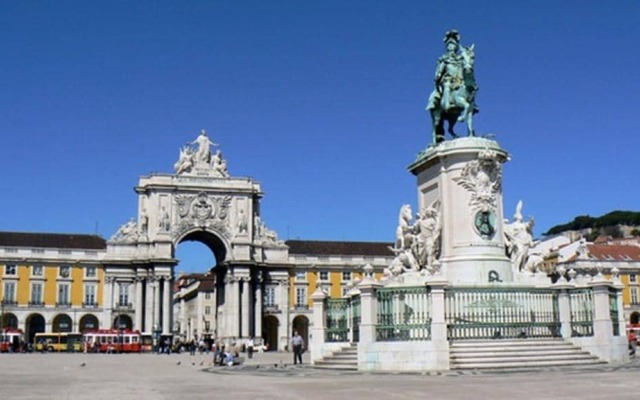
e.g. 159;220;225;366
457;98;470;123
447;114;458;139
431;109;445;144
466;110;475;136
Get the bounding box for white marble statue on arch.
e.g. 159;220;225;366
173;129;230;178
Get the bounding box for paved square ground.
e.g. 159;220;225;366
1;352;639;399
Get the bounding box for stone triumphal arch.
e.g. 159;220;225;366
103;130;290;341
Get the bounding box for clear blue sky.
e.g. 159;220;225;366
2;1;638;272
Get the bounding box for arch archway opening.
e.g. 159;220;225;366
52;314;72;333
175;230;227;274
631;311;640;325
1;313;18;329
79;314;100;332
113;314;133;330
263;315;279;351
26;314;45;343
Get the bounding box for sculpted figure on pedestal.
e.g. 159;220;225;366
174;146;195;175
412;202;441;272
158;207;171;232
253;215;285;247
236;209;248;236
192;129;218;166
394;204;414;250
211;150;230;178
111;218;139;243
174;130;227;176
427;30;478;144
139;210;149;236
384;251;420;278
387;200;442;276
503;200;535;273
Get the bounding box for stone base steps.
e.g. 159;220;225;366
313;344;358;370
450;338;606;370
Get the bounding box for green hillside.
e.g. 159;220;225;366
545;210;640;237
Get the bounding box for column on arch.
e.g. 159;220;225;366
276;279;290;351
135;276;144;331
241;277;250;338
162;276;171;334
144;277;154;332
254;273;263;339
224;274;240;339
153;276;161;331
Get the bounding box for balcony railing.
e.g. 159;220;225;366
115;302;133;310
1;300;17;306
56;302;72;308
28;301;45;307
293;304;309;311
263;304;280;313
82;302;99;308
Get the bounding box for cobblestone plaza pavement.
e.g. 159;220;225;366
2;352;640;400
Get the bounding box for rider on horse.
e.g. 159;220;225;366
428;30;464;112
427;30;478;144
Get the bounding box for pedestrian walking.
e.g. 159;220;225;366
291;331;304;365
246;337;254;359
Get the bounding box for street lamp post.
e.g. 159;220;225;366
0;295;4;333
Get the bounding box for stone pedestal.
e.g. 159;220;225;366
309;289;327;364
408;137;513;284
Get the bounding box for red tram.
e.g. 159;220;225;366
83;329;142;353
0;328;24;352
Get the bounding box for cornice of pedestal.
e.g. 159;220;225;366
408;136;509;175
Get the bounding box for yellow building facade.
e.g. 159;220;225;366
0;232;114;342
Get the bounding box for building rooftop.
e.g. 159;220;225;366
286;240;394;257
0;231;106;250
586;243;640;262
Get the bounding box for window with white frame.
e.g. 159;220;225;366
31;282;43;304
342;286;351;297
205;306;211;315
264;285;276;307
342;271;352;281
59;265;70;278
319;270;329;281
118;284;130;306
295;271;306;281
632;288;639;305
58;283;70;305
5;264;17;276
84;284;96;305
204;292;211;300
32;264;44;277
3;282;16;302
295;287;307;307
631;274;637;283
85;266;97;278
205;321;211;332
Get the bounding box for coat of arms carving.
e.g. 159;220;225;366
173;192;232;238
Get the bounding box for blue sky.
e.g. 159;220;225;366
2;1;639;272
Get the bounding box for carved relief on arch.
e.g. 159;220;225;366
172;192;232;239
